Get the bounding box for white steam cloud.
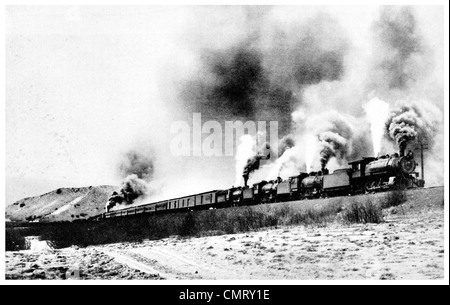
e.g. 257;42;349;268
363;97;391;156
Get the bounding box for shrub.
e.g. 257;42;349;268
382;189;407;209
25;215;36;221
286;201;343;227
273;205;293;221
342;199;383;224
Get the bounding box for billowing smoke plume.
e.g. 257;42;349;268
263;109;372;180
119;174;148;203
235;135;256;186
316;114;355;170
242;139;270;185
107;150;156;210
119;151;154;181
181;10;348;135
319;131;350;170
385;100;440;155
192;47;266;118
278;135;295;156
303;134;318;172
267;145;302;180
263;12;347;88
243;152;269;183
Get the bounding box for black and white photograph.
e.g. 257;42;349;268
2;1;448;286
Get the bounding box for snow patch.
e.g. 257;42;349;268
41;199;60;210
51;196;84;215
25;236;53;252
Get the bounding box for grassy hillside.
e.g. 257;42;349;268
5;185;117;222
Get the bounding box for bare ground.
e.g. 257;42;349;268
5;187;445;281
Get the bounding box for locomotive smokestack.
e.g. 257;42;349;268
241;142;270;187
399;141;407;157
243;174;249;187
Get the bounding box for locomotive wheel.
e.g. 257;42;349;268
370;181;378;192
304;190;311;198
364;182;371;193
395;179;406;190
406;178;414;188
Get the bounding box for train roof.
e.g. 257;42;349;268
332;168;351;173
165;190;220;201
112;190;221;212
348;157;377;165
289;172;309;179
252;180;267;186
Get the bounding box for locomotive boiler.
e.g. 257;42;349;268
301;172;324;198
362;150;423;191
260;177;282;203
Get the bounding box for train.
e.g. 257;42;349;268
92;149;424;221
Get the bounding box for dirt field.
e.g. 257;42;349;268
5;187;446;281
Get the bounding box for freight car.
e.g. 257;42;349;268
93;150;424;221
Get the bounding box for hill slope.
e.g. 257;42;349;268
6;185;118;222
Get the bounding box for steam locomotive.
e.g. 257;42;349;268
95;149;424;220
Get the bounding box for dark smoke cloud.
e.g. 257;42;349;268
349;132;374;161
242;142;270;182
109;150;156;208
183;45;296;131
319;132;349;169
371;6;427;90
242;155;263;180
203;47;264;118
119;174;148;203
298;111;372;170
119;150;154;180
279;135;295;156
263;13;347;87
181;11;348;135
294;50;345;85
183;46;275;118
106;174;148;209
317;118;353;169
385;101;439;152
